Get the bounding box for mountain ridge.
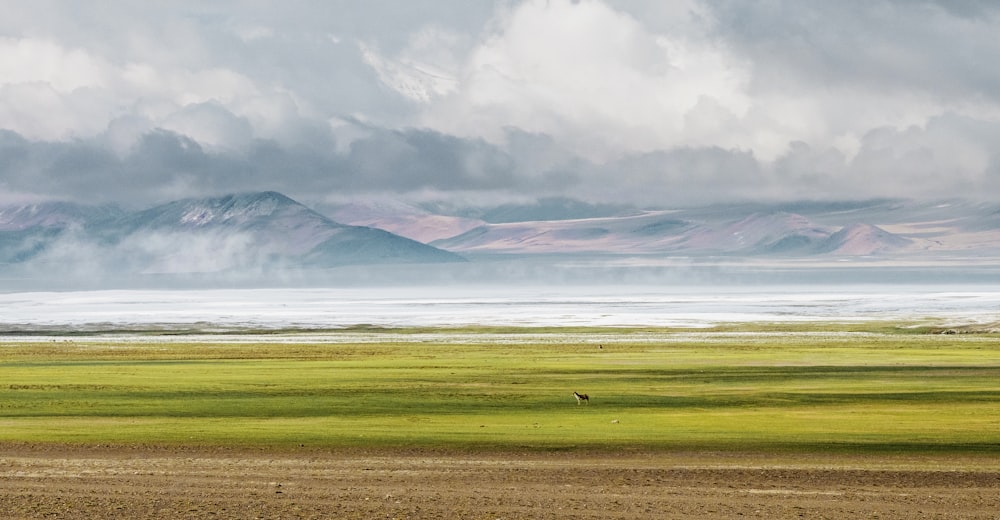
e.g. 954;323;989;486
0;201;123;231
0;192;463;275
333;197;1000;258
3;195;999;279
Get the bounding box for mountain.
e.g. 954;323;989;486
103;192;346;256
0;201;123;264
323;197;638;244
5;195;998;280
418;199;1000;258
677;212;831;254
0;192;462;276
475;197;638;223
430;210;843;256
815;223;913;255
0;201;122;231
431;210;697;254
323;199;483;244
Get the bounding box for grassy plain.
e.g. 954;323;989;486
1;323;998;455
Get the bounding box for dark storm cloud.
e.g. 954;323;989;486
345;128;517;191
596;147;766;206
0;131;123;202
0;125;537;206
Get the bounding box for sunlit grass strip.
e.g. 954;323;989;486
1;403;997;453
0;328;998;453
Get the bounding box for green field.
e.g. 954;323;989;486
1;324;998;454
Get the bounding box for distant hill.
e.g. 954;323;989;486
678;212;831;254
7;195;997;279
0;201;123;265
0;201;122;231
323;199;483;244
425;207;930;257
403;197;637;223
815;223;913;255
475;197;638;223
370;198;998;258
0;192;462;276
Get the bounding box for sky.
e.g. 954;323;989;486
2;0;1000;209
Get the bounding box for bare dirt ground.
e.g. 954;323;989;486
1;445;998;519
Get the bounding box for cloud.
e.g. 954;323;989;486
702;1;1000;152
18;225;277;279
586;146;764;206
344;127;517;191
358;26;464;104
160;101;254;150
1;1;1000;207
706;0;1000;100
850;114;1000;198
0;125;535;206
412;0;751;160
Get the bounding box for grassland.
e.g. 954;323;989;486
1;323;998;454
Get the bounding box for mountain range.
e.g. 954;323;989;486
0;192;461;277
2;192;999;281
327;197;1000;259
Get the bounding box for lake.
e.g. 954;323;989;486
3;284;998;329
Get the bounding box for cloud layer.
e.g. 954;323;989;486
2;0;999;207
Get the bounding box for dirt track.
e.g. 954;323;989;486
1;446;998;519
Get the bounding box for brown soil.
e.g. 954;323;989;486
1;445;998;519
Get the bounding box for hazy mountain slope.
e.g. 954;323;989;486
113;192;464;271
304;226;461;266
432;211;696;253
423;199;997;257
325;197;638;242
0;227;64;263
325;200;483;243
677;212;831;254
106;192;343;256
433;210;840;256
476;197;638;223
4;196;998;273
0;201;123;264
0;192;462;275
0;201;123;231
815;223;914;255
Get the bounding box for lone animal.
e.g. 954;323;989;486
573;391;590;405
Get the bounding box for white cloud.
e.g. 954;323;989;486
0;37;119;139
0;37;112;92
3;0;1000;205
360;41;459;103
358;25;469;105
850;114;1000;197
160;102;254;151
0;33;306;149
413;0;751;160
